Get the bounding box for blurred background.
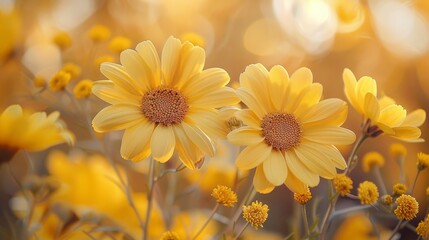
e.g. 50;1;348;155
1;0;429;239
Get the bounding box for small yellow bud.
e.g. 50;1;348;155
392;183;407;196
94;55;115;68
33;76;46;88
109;36;132;53
53;32;72;50
394;195;418;220
333;174;353;196
362;152;384;172
73;80;93;99
49;71;71;92
88;24;111;42
416;214;429;238
61;63;81;79
160;231;180;240
381;195;392;206
294;189;312;205
242;201;269;229
390;143;407;157
417;152;429;170
357;181;379;205
211;185;237;207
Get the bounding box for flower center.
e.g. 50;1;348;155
141;87;188;126
261;113;302;151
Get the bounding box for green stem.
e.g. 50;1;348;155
143;157;155;240
233;222;249;240
388;219;404;240
411;170;421;195
373;167;387;196
302;204;310;237
228;183;255;233
192;203;220;240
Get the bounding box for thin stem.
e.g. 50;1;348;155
345;134;368;175
143;157;155;240
227;184;255;233
373;167;387;196
233;222;249;240
331;205;372;218
411;170;421;195
388;219;403;240
192;203;220;240
301;204;310;237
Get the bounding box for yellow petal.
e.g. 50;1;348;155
303;126;356;145
235;143;271;170
100;62;142;95
254;165;275;194
284;151;320;187
263;150;287;186
190;87;239;108
284;169;307;194
392;127;423;142
317;144;347;170
92;80;141;105
121;120;155;162
378;104;406;127
161;36;182;86
174;43;205;88
182;68;230;99
1;104;22;117
240;64;273;112
235;109;261;129
401;109;426;127
378;95;396;109
150;125;175;162
294;145;336;179
355;76;377;114
173;124;201;169
301;99;348;126
186;108;227;139
227;127;264;146
136;40;161;88
92;104;143;132
182;122;215;156
236;88;267;118
120;49;152;92
291;83;323;115
268;65;289;111
289;67;313;97
364;93;380;121
343;68;359;112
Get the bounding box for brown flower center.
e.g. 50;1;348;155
141;87;188;126
261;113;302;151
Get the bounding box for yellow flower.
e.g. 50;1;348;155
180;32;206;48
333;213;377;240
92;37;239;167
61;63;81;79
427;187;429;197
392;183;407;196
88;24;111;42
357;181;379;205
394;195;418;220
343;68;426;142
416;214;429;238
94;55;115;68
362;151;384;172
0;10;20;61
242;201;269;229
293;189;312;205
390;143;407;157
49;70;71;91
0;105;74;163
160;231;180;240
170;211;218;239
417;152;429;170
228;65;355;194
53;32;72;50
381;195;393;205
109;36;132;53
211;185;237;207
333;174;353;196
73;79;93;99
33;76;46;88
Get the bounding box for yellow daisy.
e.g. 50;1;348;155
343;69;426;142
0;105;74;163
227;65;356;193
92;37;239;168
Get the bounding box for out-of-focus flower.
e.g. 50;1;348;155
0;10;20;62
381;195;392;205
180;32;206;48
357;181;379;204
109;36;132;53
53;32;72;50
46;151;165;238
293;189;312;205
228;65;355;194
333;213;377;240
33;76;46;88
417;152;429;170
416;214;429;239
426;187;429;197
160;231;180;240
242;201;269;229
170;211;218;239
0;105;74;163
73;79;93;99
390;143;407;157
61;63;81;79
88;24;111;42
393;195;418;220
343;68;426;142
392;183;407;196
362;151;384;172
211;185;237;207
49;70;71;92
333;174;353;196
92;36;239;167
94;55;115;68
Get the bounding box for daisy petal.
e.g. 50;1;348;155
186;108;227;139
303;126;356;145
92;104;143;132
254;165;275;194
235;143;271;170
235;109;261;129
289;67;313;96
150;125;175;162
301;99;347;126
392;127;423;141
268;65;289;110
284;169;307;194
121;120;155;162
182;68;229;98
173;125;201;169
92;80;141;105
236;88;267;118
401;109;426;127
227;127;264;146
343;68;359;111
378;104;406;127
356;76;377;112
364;93;380;121
175;43;205;87
263;150;287;186
120;49;152;91
136;40;161;88
100;62;142;95
294;145;336;179
182;122;215;156
284;151;319;187
162;36;182;86
240;64;273;111
191;87;239;108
